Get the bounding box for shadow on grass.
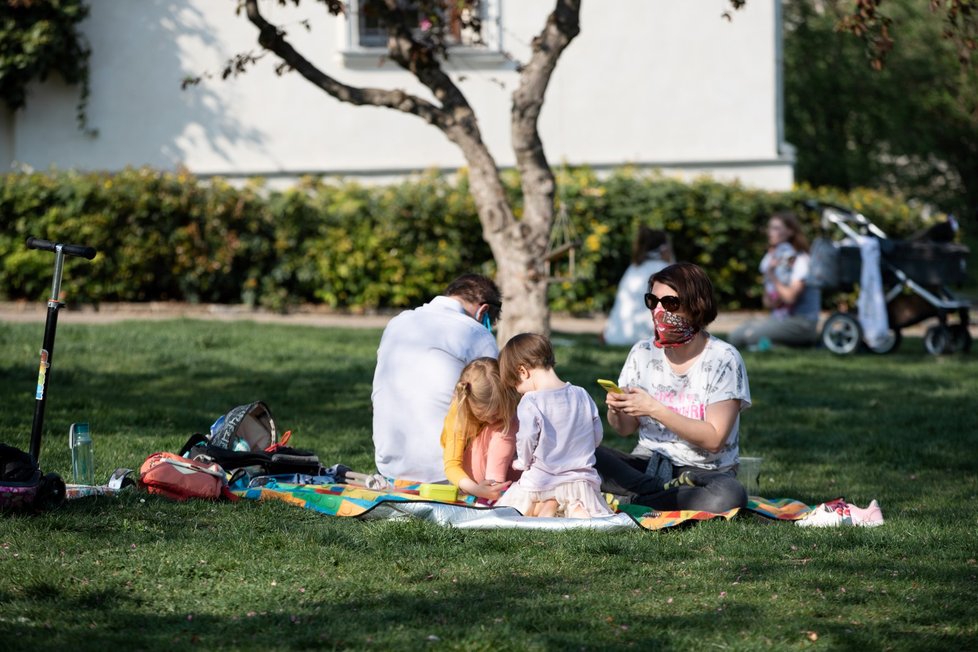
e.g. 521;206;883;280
4;566;975;650
2;322;975;502
0;323;381;471
0;571;725;649
2;322;977;649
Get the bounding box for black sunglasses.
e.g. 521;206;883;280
644;293;681;312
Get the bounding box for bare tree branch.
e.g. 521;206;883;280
363;1;516;237
930;0;977;64
243;0;446;126
238;0;567;335
511;0;581;234
242;0;515;242
374;1;472;111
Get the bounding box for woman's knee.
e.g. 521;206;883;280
729;319;768;348
728;322;752;347
705;474;748;512
688;473;747;513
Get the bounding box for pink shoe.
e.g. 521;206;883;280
796;499;852;528
848;499;885;527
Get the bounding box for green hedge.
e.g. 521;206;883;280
0;167;941;313
547;167;942;312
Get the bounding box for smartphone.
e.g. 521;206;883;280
596;378;623;394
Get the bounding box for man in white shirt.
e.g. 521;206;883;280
371;274;502;482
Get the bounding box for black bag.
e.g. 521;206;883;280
0;443;65;512
179;435;323;477
183;402;323;478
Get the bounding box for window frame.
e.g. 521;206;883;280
340;0;504;67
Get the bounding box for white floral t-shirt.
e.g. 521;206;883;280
617;335;751;471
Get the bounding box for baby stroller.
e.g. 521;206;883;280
806;200;971;356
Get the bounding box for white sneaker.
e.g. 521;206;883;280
849;499;885;527
796;499;852;528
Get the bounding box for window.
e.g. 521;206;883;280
357;1;387;48
343;0;502;65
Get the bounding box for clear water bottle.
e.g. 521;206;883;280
69;422;94;485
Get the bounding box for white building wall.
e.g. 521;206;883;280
3;0;792;189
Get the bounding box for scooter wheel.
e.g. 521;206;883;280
923;324;951;355
821;312;862;355
36;472;66;510
948;324;972;353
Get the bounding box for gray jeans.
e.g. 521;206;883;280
728;314;818;348
594;446;747;513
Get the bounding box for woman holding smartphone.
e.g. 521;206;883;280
595;262;751;513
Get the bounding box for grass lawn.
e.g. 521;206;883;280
0;318;976;651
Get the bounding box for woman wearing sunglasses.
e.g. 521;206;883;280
595;262;752;513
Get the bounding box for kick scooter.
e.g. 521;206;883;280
25;236;97;463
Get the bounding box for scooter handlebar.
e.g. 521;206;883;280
26;237;97;260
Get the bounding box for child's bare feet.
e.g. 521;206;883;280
566;500;590;519
534;498;559;518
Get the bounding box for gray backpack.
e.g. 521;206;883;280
208;401;278;452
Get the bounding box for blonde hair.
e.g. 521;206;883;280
450;357;518;447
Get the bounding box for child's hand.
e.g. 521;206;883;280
474;479;511;501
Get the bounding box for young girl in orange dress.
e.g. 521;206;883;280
440;358;521;500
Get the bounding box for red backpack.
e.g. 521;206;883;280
138;452;237;501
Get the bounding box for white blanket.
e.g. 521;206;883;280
857;236;889;347
358;501;639;531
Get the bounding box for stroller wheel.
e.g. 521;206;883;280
948;324;972;353
923;324;951;355
866;329;901;355
821;312;862;355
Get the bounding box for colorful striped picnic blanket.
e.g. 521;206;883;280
235;480;813;531
236;480;477;517
747;496;813;520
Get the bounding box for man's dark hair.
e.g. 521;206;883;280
444;274;502;322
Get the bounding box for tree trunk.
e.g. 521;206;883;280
447;124;551;342
241;0;581;342
492;235;551;343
